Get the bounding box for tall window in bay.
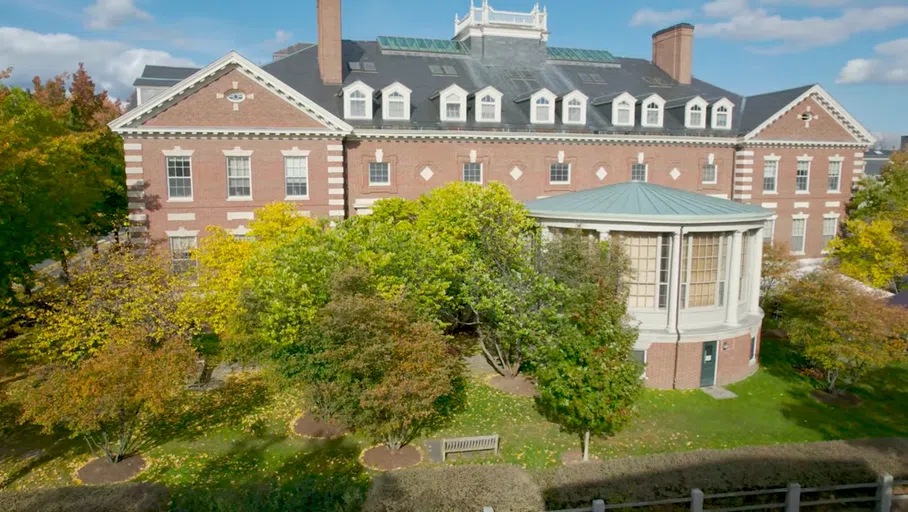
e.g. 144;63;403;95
549;163;570;184
386;91;406;119
620;234;671;310
763;160;778;192
535;96;552;123
739;233;749;301
284;156;308;198
166;156;192;199
631;163;647;182
616;100;631;125
681;234;728;309
349;90;368;118
822;217;838;247
169;236;197;274
796;159;811;192
480;95;497;121
791;218;807;254
828;160;842;192
566;99;583;123
462;163;482;184
227;156;251;198
369;162;390;186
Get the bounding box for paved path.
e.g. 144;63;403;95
701;386;738;400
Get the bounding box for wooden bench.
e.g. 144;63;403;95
441;435;499;461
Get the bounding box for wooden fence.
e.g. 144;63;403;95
484;474;906;512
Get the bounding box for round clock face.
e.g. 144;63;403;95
226;91;246;103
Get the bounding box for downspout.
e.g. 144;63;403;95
671;225;686;390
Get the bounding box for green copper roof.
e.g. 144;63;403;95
547;46;618;64
378;36;470;55
526;182;772;224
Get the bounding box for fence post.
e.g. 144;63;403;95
593;499;606;512
786;483;801;512
877;474;893;512
691;488;704;512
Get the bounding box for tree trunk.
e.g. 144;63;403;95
583;431;590;462
59;252;70;282
827;368;839;394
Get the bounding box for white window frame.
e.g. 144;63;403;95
631;163;648;182
168;235;197;274
381;82;411;121
369;161;391;186
474;86;502;123
822;213;840;253
283;153;310;200
530;88;557;125
561;90;588;126
343;80;374;120
223;148;254;201
702;163;718;185
710;98;734;130
749;336;758;363
763;155;780;194
764;216;777;247
685;96;708;129
611;92;636;128
165;155;193;202
549;162;571;185
640;93;665;128
439;84;468;122
791;215;809;256
462;162;483;184
796;156;813;194
828;156;844;193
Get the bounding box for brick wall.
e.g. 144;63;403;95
643;331;761;390
754;96;856;142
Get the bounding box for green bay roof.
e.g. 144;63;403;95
525;182;772;224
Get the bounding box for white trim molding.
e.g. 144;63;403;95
125;155;143;163
561;90;589;126
611;92;637;128
123;143;142;151
227;211;255;221
167;213;196;221
825;201;841;207
222;147;254;157
439;84;469;122
162;146;195;157
165;227;200;237
381;81;412;121
530;88;558;125
474;85;503;123
684;96;708;129
640;93;666;128
125;167;143;175
350;128;739;146
710;97;734;130
343;80;375;120
282;147;311;157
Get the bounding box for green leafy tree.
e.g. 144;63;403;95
829;216;908;292
14;332;197;463
761;242;799;307
849;152;908;222
780;270;908;394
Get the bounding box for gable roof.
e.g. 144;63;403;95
526;182;772;224
110;51;352;133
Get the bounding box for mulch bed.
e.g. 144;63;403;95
292;415;348;439
361;445;422;471
561;449;600;465
810;389;864;408
76;455;146;485
488;374;538;397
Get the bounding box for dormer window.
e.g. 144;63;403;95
640;94;665;128
530;89;557;125
711;98;734;130
685;97;708;129
381;82;411;121
474;86;503;123
561;90;588;125
343;81;374;120
611;92;636;127
438;84;468;122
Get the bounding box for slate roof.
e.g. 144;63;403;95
864;148;895;178
525;182;772;223
132;38;822;138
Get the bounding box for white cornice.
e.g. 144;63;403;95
740;139;870;148
351;129;738;146
115;127;343;138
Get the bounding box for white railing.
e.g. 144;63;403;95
455;2;547;36
484;474;906;512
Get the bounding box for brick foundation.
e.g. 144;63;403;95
643;331;760;390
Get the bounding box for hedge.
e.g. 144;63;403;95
537;438;908;509
363;464;543;512
0;483;169;512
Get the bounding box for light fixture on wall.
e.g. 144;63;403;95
722;341;730;351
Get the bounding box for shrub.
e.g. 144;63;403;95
537;438;908;509
0;483;168;512
363;464;543;512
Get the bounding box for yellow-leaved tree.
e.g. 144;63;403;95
828;216;908;292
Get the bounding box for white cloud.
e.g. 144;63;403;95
630;8;693;27
0;27;196;97
761;0;851;6
273;30;292;44
84;0;153;30
837;38;908;84
702;0;749;18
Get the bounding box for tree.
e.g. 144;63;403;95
14;333;197;463
536;231;642;461
761;242;799;307
303;270;461;450
829;216;908;292
849;152;908;222
780;270;908;394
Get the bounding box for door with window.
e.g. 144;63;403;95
700;341;717;387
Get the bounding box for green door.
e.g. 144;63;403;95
700;341;717;387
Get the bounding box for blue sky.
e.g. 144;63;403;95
2;0;906;146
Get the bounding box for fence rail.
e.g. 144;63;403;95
485;473;902;512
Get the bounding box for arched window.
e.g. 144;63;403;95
616;100;632;125
646;102;660;126
567;98;583;123
689;104;703;127
535;96;552;123
386;91;406;119
480;95;497;121
715;105;729;128
349;90;367;118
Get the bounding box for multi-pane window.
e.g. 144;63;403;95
681;234;726;309
444;93;462;120
828;161;842;192
567;99;583;123
625;234;660;309
227;156;251;198
717;234;728;307
739;234;749;301
689;104;703;127
796;160;811;192
349;90;367;118
535;97;552;123
791;218;807;254
702;164;717;184
658;236;671;309
616;101;631;125
169;236;197;274
763;160;779;192
284;156;308;198
480;95;497;121
386;91;406;119
645;102;660;125
166;156;192;199
764;219;775;246
715;105;729;128
462;163;482;184
822;217;838;247
549;163;570;184
369;162;390;186
631;163;647;182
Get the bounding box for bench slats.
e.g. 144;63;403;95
441;435;499;461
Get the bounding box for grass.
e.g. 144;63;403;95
1;337;906;510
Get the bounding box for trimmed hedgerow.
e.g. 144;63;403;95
363;464;543;512
0;483;169;512
537;438;908;509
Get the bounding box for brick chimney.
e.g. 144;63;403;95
652;23;694;85
317;0;343;85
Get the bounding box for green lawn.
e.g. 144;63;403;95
1;337;906;510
